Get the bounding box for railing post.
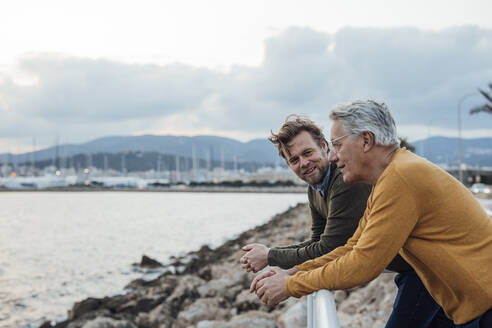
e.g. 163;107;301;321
307;290;340;328
307;294;314;328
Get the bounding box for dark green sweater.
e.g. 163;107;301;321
268;163;411;272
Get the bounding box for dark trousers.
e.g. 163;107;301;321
385;270;492;327
456;308;492;328
385;270;453;328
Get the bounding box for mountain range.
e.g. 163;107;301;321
0;135;282;168
413;136;492;167
1;135;491;169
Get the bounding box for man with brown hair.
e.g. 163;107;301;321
241;115;374;272
241;115;447;327
240;114;375;271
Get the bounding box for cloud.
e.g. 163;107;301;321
0;25;491;151
3;55;223;122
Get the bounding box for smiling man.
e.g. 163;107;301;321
251;101;492;327
241;115;375;271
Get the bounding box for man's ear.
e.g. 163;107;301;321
321;139;328;153
361;131;375;152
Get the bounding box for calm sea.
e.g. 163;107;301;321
0;191;307;328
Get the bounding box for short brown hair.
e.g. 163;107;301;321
268;114;326;159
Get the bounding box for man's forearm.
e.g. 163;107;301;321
268;221;360;269
268;246;311;269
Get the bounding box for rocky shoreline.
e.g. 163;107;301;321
40;203;398;328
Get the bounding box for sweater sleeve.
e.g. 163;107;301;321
314;175;369;255
268;173;370;269
267;195;327;268
294;211;365;272
286;172;420;297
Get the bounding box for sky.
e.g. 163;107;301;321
1;0;491;153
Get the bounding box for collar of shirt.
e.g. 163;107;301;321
309;164;332;198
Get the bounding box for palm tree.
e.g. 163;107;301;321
469;83;492;115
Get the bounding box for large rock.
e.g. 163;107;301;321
139;255;163;268
333;290;348;304
102;295;133;312
81;317;136;328
137;302;175;328
175;298;229;327
226;311;277;328
277;299;306;328
116;295;166;314
337;273;397;328
338;313;379;328
136;275;204;328
234;289;263;313
69;298;103;320
196;320;227;328
125;274;177;293
196;311;277;328
197;267;247;301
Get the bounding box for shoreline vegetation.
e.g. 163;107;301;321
40;203;401;328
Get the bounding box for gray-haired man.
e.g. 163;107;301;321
242;114;450;327
251;101;491;327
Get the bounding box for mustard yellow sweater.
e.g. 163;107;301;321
286;148;492;324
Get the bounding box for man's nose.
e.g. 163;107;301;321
328;150;338;162
300;157;309;167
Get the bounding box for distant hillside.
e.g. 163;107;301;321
0;135;281;166
413;136;492;167
2;135;491;169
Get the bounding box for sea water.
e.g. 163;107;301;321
0;191;306;328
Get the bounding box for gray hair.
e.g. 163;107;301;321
329;100;400;147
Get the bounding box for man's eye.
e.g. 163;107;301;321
289;158;299;164
304;150;312;156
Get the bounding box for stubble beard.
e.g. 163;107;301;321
303;165;327;187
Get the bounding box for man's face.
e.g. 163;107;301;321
284;130;330;186
328;119;365;184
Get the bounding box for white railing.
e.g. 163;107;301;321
307;290;340;328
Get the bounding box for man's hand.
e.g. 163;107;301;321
254;267;291;307
250;267;298;293
249;268;276;293
240;243;270;273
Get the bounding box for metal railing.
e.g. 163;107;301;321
307;290;340;328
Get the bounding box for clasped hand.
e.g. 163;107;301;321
249;267;296;307
240;243;269;273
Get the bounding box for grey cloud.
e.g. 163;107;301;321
207;26;492;132
1;26;491;145
9;56;222;122
333;26;492;97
